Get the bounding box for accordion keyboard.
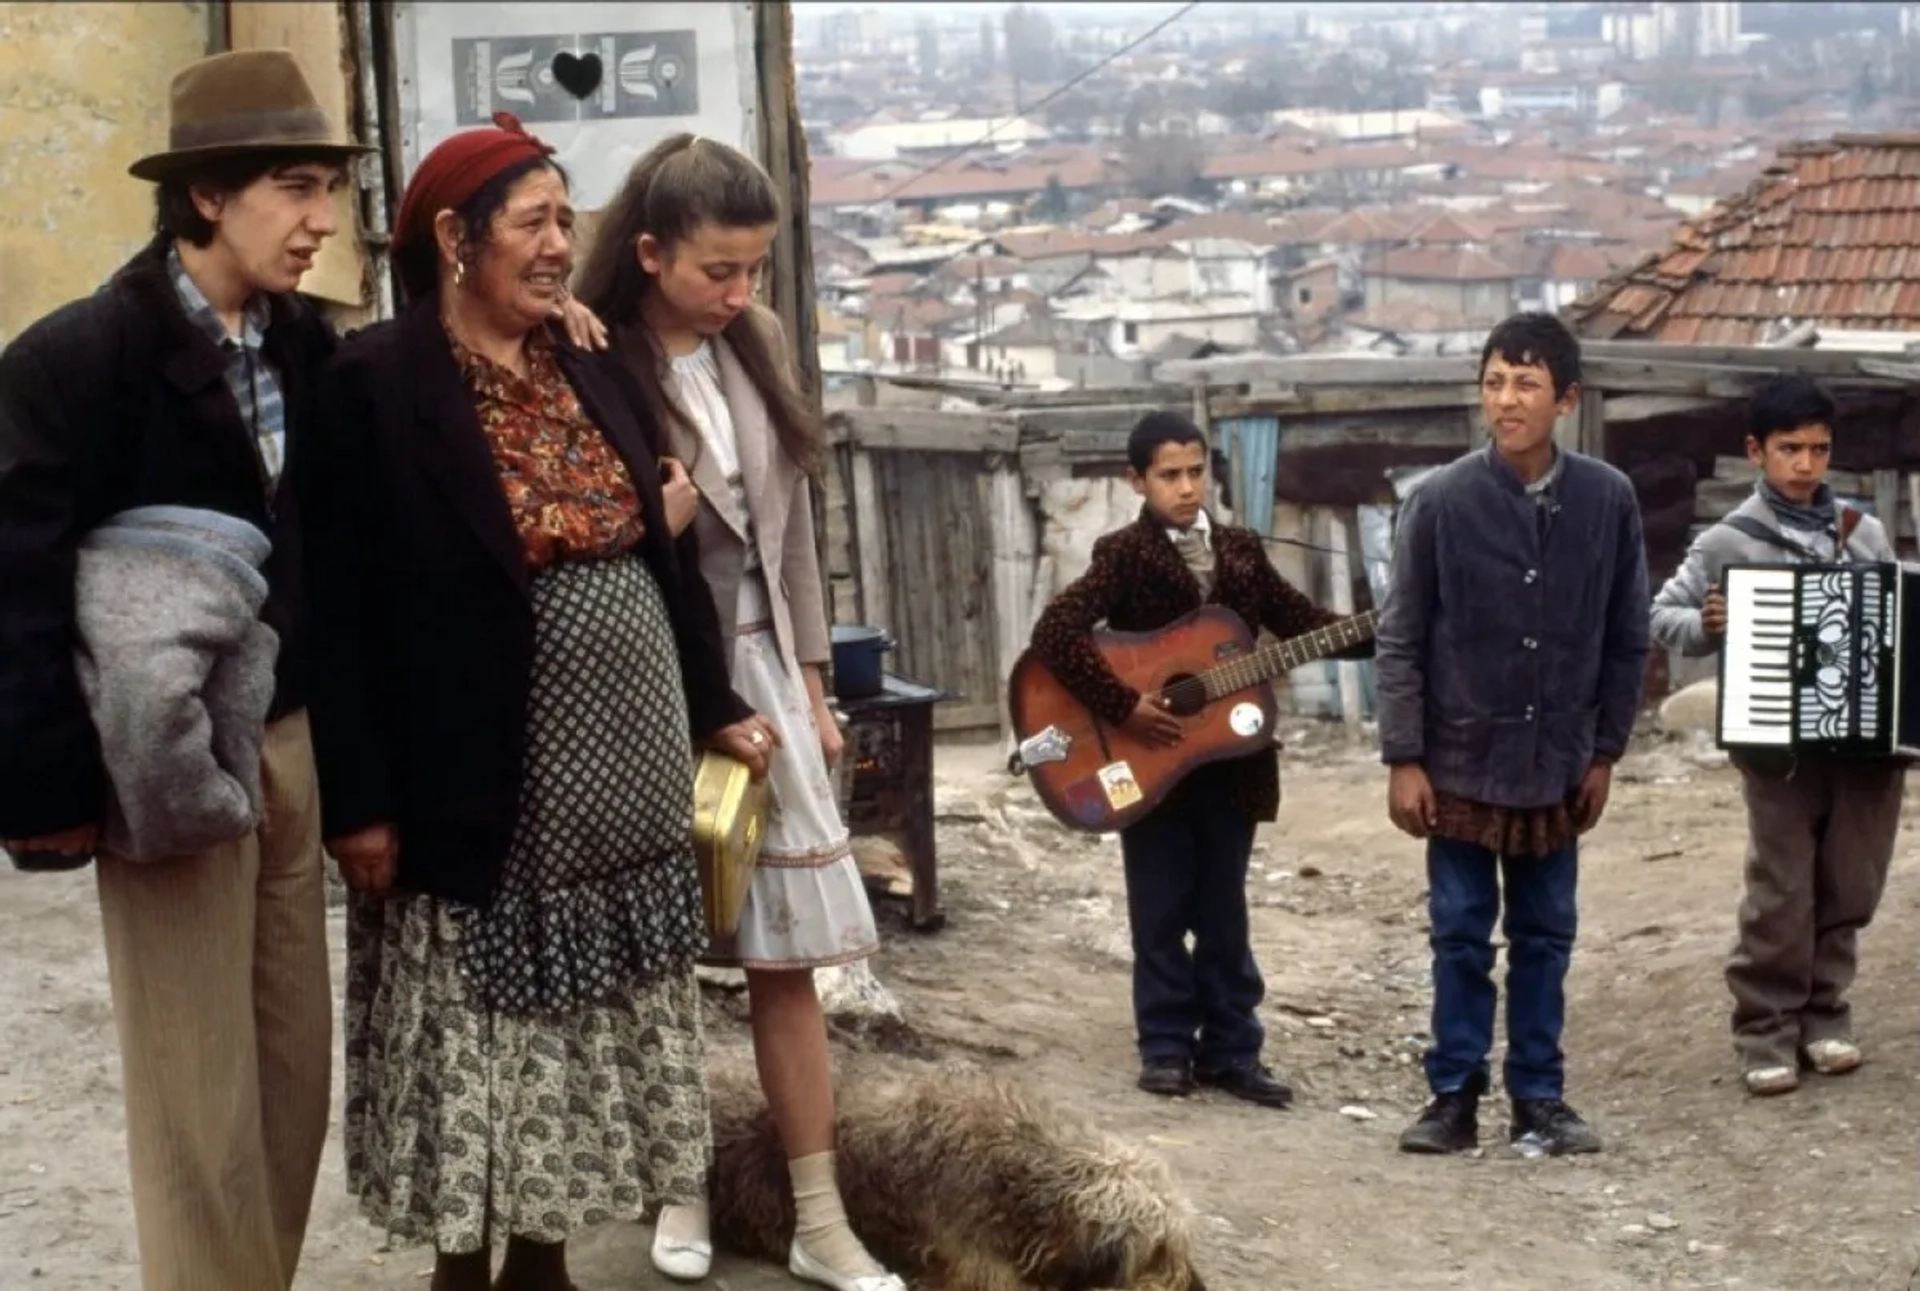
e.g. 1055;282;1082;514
1720;566;1797;747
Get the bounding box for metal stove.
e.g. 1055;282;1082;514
832;672;948;931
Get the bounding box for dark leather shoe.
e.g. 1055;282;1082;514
1399;1090;1480;1154
1196;1062;1294;1108
1509;1099;1601;1156
1137;1057;1194;1097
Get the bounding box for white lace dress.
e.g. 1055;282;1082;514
669;343;880;969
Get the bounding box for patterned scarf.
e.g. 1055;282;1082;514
1759;479;1838;534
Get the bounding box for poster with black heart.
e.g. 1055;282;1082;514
393;2;755;211
450;32;700;125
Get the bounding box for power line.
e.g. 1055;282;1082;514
848;2;1203;219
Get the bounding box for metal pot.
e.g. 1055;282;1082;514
830;624;893;699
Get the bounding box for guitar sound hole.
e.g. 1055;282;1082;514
1160;673;1207;718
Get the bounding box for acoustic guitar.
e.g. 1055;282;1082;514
1007;605;1379;833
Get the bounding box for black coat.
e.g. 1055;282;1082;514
306;300;751;908
0;237;332;839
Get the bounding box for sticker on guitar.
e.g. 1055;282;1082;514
1097;760;1143;809
1229;702;1265;737
1015;724;1071;768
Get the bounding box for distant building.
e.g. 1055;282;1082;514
1602;4;1660;62
1653;1;1741;60
832;116;1052;162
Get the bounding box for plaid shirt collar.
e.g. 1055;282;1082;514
167;244;272;353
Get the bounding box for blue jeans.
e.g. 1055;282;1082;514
1119;774;1265;1070
1424;835;1579;1101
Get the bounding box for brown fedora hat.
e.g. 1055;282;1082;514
128;48;376;182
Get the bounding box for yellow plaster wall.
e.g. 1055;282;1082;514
228;1;369;311
0;3;212;343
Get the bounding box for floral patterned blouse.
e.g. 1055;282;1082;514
450;327;646;570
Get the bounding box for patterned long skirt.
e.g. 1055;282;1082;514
344;554;712;1254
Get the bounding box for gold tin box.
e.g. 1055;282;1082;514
691;750;769;938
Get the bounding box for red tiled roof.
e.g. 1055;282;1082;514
1346;301;1506;334
1200;141;1421;183
1404;209;1492;245
991;229;1156;261
1568;135;1920;343
862;272;929;296
1367;245;1519;282
1155;212;1286;247
808;148;1122;208
932;255;1021;282
869;296;966;333
1548;242;1644;283
1312;205;1423;245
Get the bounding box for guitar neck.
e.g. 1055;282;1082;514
1206;609;1380;700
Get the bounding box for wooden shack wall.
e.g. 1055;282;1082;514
826;411;1024;735
824;361;1920;738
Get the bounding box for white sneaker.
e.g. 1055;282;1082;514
787;1239;906;1291
1803;1038;1863;1075
1742;1064;1799;1096
650;1207;712;1282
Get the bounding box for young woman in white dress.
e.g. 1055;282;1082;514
575;135;902;1291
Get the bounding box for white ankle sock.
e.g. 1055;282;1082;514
656;1200;710;1245
789;1151;883;1277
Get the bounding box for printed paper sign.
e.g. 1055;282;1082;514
451;31;701;125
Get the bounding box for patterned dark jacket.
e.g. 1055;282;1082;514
1025;506;1368;823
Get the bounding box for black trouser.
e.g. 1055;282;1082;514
1118;772;1265;1070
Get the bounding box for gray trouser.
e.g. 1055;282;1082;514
1728;758;1905;1068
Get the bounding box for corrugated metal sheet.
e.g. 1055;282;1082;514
1217;415;1377;723
1216;415;1280;538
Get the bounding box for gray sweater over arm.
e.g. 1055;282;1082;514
73;506;281;863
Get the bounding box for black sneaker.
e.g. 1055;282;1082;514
1196;1062;1294;1109
1508;1099;1602;1157
1137;1057;1194;1097
1398;1087;1481;1154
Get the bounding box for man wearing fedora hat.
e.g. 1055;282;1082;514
0;49;370;1291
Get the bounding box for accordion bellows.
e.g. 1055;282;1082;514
691;750;769;938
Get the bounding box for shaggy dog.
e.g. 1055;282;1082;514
705;1061;1208;1291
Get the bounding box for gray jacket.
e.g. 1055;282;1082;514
73;506;280;863
1375;444;1651;810
1650;488;1895;657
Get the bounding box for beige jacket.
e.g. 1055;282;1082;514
617;316;831;671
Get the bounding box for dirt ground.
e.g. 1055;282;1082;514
4;724;1918;1291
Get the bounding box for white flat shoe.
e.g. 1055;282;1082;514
788;1239;906;1291
1803;1038;1862;1075
650;1228;713;1281
1743;1064;1799;1096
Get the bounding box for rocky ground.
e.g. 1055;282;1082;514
3;722;1918;1291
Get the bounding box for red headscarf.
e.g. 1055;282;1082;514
391;111;557;268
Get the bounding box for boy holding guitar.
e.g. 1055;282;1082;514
1375;312;1649;1157
1025;411;1370;1107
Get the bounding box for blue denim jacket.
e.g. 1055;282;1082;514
1375;444;1650;809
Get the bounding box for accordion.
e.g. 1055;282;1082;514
1716;561;1920;757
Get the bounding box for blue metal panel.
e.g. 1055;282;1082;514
1218;413;1382;722
1216;414;1280;537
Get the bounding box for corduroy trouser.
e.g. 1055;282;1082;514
95;710;332;1291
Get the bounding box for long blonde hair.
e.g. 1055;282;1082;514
575;134;822;473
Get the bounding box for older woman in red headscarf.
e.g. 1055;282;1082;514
305;113;776;1291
